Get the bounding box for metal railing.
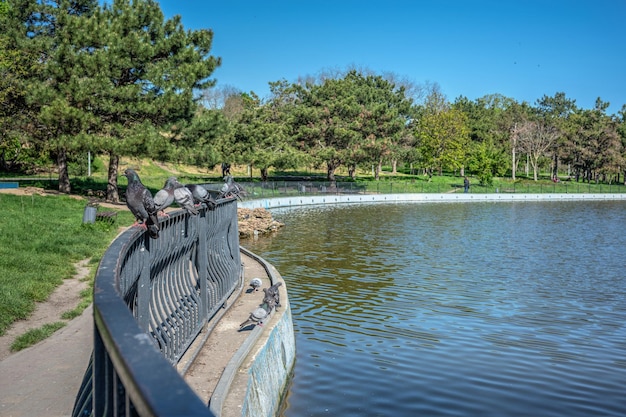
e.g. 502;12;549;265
73;196;241;417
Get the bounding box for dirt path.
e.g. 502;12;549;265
0;186;280;360
0;259;91;360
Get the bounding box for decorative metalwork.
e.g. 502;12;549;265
73;196;241;417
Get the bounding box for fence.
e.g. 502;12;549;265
202;179;626;200
72;196;241;417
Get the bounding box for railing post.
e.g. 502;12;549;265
198;211;209;320
137;236;151;332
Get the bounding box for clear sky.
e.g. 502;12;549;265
156;0;626;114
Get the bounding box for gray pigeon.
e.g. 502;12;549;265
219;175;246;200
263;282;282;309
122;168;159;239
153;177;176;216
185;183;217;210
171;178;199;215
248;278;262;292
239;304;269;330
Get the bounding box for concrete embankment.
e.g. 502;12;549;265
240;192;626;210
193;249;295;417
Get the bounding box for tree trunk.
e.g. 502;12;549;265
391;159;397;175
260;167;268;181
511;128;517;181
57;148;71;194
107;154;120;203
348;165;356;179
326;162;336;182
552;153;559;180
375;160;382;180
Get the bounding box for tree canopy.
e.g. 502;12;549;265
1;0;625;190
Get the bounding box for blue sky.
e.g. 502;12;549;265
156;0;625;114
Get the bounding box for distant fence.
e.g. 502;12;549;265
73;196;241;417
202;179;626;200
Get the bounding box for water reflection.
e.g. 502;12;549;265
242;201;626;417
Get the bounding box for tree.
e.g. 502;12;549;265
292;70;412;181
0;0;39;171
535;92;577;179
564;103;624;183
228;83;303;181
416;91;469;177
86;0;221;201
516;121;558;181
5;0;100;192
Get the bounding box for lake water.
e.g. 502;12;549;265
241;201;626;417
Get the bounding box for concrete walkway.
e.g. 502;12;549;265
0;253;271;417
0;306;93;417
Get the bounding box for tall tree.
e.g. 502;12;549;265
228;83;303;181
292;70;412;181
87;0;221;201
6;0;99;192
516;121;558;181
535;92;577;179
417;91;469;176
564;102;623;183
0;0;38;171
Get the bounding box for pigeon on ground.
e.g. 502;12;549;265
153;177;176;216
122;168;159;239
263;282;282;309
171;178;199;215
185;183;217;210
248;278;263;292
239;304;270;330
219;175;246;200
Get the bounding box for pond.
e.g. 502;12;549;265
241;201;626;417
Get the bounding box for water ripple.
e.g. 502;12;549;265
245;201;626;417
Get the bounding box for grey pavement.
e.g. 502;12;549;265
0;305;93;417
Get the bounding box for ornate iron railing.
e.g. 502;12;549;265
73;196;241;417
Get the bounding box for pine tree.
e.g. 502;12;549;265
88;0;221;201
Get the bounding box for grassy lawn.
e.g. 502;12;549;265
0;192;135;345
1;159;623;351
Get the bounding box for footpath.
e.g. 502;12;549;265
0;252;271;417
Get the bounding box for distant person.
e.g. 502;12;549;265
464;176;470;193
221;162;231;177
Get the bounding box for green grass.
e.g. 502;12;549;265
10;322;67;352
0;193;135;338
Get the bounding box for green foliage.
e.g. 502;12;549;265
292;70;413;180
10;321;66;352
416;104;470;175
0;193;131;336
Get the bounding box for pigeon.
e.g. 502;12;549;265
185;183;217;210
263;282;282;309
122;168;159;239
248;278;263;292
153;177;176;216
171;178;199;215
239;304;270;330
219;175;246;200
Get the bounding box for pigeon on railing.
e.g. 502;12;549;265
185;183;217;210
239;304;270;330
122;169;159;239
153;177;176;216
248;278;263;292
219;175;246;200
171;178;199;215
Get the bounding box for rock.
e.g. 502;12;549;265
237;208;284;238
